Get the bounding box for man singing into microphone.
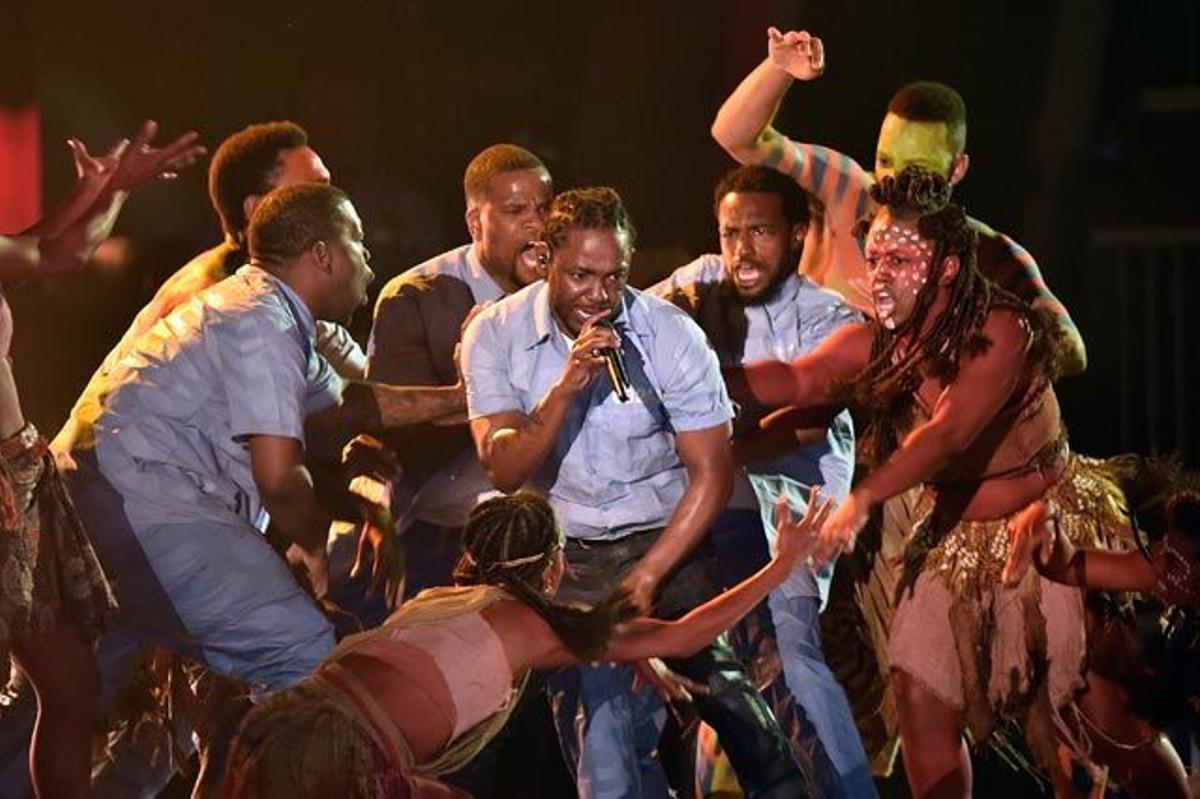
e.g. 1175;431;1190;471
462;187;807;798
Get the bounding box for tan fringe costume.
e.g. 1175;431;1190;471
827;448;1128;775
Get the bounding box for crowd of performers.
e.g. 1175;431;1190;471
0;26;1197;799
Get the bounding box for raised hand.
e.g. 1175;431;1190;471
68;137;129;186
1002;499;1053;586
773;487;833;568
107;120;206;192
767;27;826;81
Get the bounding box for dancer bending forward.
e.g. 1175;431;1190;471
224;489;831;798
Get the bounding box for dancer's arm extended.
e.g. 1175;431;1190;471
1002;499;1156;591
529;491;831;669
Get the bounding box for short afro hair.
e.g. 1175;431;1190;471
463;144;548;205
887;81;967;154
248;183;352;269
209;121;309;242
713;165;811;228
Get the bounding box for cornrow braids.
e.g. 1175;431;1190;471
848;167;1055;466
542;187;637;258
454;493;632;660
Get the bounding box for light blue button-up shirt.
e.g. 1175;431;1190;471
400;243;506;303
651;255;860;600
58;265;343;531
462;281;733;541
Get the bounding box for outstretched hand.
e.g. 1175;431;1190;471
773;487;833;569
104;120;205;192
814;489;869;567
767;27;826;81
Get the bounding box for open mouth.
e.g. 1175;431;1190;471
732;262;764;290
873;287;896;323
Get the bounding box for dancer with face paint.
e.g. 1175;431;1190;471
725;166;1184;798
712;31;1089;769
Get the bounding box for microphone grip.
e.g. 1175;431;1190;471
600;346;630;402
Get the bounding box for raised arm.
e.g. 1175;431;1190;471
5;121;204;280
712;28;824;165
712;28;873;222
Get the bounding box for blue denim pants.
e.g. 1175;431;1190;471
710;508;876;798
547;528;808;799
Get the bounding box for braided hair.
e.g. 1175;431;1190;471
453;493;632;660
849;166;1056;466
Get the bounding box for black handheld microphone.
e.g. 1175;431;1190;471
596;319;631;402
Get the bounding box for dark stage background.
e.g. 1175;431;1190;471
1;1;1198;795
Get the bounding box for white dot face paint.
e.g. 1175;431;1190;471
864;215;934;330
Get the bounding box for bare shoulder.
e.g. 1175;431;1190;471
975;307;1035;363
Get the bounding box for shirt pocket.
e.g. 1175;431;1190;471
588;391;671;480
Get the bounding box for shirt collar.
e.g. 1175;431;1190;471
241;264;318;341
463;244;507;303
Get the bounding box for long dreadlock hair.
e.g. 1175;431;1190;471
849;166;1062;466
453;492;633;661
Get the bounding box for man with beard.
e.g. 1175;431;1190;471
726;166;1178;797
366;143;552;601
651;164;872;797
463;187;807;798
711;27;1086;373
711;29;1089;768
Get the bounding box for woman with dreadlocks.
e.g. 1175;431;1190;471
223;489;832;798
725;165;1168;797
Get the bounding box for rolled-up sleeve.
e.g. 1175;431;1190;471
462;311;521;419
653;309;733;432
205;309;311;441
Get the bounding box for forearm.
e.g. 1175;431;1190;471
854;421;968;506
259;467;331;551
724;360;802;410
711;57;793;162
609;557;789;661
35;188;128;276
734;404;838;466
22;176;112;239
634;471;731;584
482;383;574;492
1041;547;1154;592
